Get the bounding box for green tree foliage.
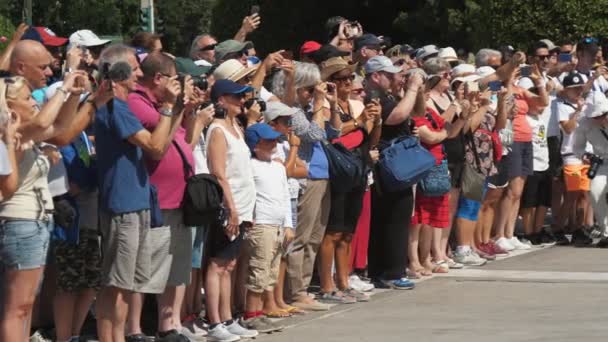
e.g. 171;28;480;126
2;0;608;57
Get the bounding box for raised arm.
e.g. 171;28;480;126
385;73;423;125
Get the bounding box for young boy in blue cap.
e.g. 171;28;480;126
241;123;293;333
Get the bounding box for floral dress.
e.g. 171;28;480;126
464;111;499;178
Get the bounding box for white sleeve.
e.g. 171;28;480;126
573;119;590;158
280;165;293;228
0;141;12;176
260;87;274;102
557;103;573;123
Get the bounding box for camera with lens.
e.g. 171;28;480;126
584;152;604;179
177;73;209;92
244;98;266;112
192;75;208;91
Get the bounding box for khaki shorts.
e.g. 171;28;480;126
99;210;152;292
243;224;283;293
138;209;192;293
563;164;591;192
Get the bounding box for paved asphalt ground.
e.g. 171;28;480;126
258;246;608;342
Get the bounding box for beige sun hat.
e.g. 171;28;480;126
213;59;259;82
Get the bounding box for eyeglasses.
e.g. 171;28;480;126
394;59;406;66
199;43;217;52
331;74;355;83
536;54;550;60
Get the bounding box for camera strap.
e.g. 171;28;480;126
600;128;608;144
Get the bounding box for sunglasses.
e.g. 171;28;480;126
331;74;355;82
536;54;550;60
224;49;249;60
394;59;406;66
199;43;217;52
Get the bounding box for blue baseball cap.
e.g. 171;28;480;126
245;123;281;155
210;79;253;102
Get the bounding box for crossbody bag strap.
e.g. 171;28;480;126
172;140;194;181
600;128;608;143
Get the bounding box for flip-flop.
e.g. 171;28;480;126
406;269;421;279
264;310;292;318
284;306;306;315
432;263;449;274
417;268;432;277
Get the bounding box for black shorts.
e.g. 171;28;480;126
487;156;509;188
448;163;464;188
206;221;248;261
521;170;552;208
507;141;533;179
547;136;563;178
327;186;366;234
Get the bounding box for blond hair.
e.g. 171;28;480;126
0;76;29;128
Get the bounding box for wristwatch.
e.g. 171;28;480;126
159;107;173;117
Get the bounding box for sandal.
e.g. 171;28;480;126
406;268;421;279
264;310;292;318
432;263;449;274
417;268;432;277
284;305;306;315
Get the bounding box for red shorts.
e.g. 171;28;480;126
412;191;450;228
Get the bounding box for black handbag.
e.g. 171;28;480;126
173;141;225;226
321;140;365;193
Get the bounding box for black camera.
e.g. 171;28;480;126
177;73;209;91
244;98;266;112
213;103;227;119
585;152;604;179
192;75;208;91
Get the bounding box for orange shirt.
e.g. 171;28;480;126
512;87;533;142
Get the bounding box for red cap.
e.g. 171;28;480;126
27;27;68;47
300;41;322;57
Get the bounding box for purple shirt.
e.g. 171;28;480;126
128;84;194;209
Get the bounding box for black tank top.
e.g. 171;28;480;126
431;94;465;163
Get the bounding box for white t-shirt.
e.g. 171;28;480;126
251;158;292;228
193;131;209;174
272;141;300;199
557;99;583;165
0;141;11;175
527;113;549;172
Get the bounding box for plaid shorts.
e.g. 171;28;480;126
413;191;450;228
54;229;101;292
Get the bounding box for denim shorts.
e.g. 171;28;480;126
456;196;482;221
191;225;208;269
0;219;54;270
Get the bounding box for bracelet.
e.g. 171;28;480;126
57;87;69;99
86;97;98;111
159;107;173;117
353;119;360;128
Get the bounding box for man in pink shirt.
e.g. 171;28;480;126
125;52;203;342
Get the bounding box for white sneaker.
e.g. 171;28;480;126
207;324;240;342
349;274;374;292
226;321;259;338
509;237;531;250
495;237;515;252
182;318;208;341
453;249;486;266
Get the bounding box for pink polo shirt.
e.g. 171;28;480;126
128;84;194;210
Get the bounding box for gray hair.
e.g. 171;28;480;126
422;57;451;76
271;61;320;100
475;48;502;67
99;44;135;70
189;34;213;60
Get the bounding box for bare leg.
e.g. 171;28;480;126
274;259;289;310
557;191;578;232
551;178;564;226
97;286;129;342
0;268;44;342
319;233;339;293
53;291;77;342
126;292;144;336
419;225;434;272
335;233;353;290
219;259;237;322
534;206;549;234
244;290;263;317
456;217;476;247
72;289;96;336
505;177;526;239
521;207;535;236
431;228;445;261
408;224;423;272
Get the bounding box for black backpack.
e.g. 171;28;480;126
173;141;224;226
321;140;365;193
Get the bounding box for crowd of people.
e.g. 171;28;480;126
1;12;608;342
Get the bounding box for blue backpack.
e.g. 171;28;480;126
377;136;436;192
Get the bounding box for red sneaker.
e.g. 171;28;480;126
488;241;509;256
475;244;496;260
478;243;496;256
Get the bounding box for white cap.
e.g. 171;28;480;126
585;91;608;118
415;45;439;61
69;29;110;47
476;66;496;78
451;64;476;77
451;74;480;87
438;47;458;62
517;77;534;90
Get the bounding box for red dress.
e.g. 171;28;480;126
411;109;450;228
